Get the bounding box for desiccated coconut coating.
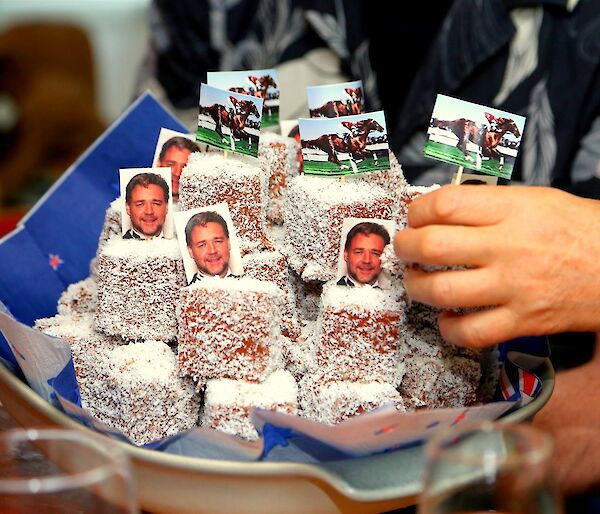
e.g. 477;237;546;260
353;151;408;192
57;277;98;316
315;283;407;385
281;322;318;381
397;184;441;229
34;313;119;406
288;269;324;322
201;369;298;440
399;355;481;409
95;238;186;342
88;339;200;445
299;371;406;425
96;197;122;254
179;152;270;253
282;175;395;281
177;277;285;386
241;250;300;338
258;132;300;224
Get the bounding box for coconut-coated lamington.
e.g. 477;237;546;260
88;340;200;445
400;324;482;408
258;132;299;224
95;238;186;342
177;277;285;385
299;371;406;425
201;369;298;440
315;283;406;385
283;175;395;281
240;250;300;338
57;276;98;316
34;313;118;404
179;152;270;252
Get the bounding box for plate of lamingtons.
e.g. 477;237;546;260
0;143;556;513
0;331;554;514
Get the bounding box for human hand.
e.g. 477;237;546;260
393;185;600;347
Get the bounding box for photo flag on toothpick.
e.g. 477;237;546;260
196;83;263;158
307;80;364;118
207;69;279;128
424;94;526;181
298;111;390;176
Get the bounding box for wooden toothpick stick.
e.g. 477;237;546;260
453;165;464;185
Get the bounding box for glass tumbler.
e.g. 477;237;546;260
418;420;563;514
0;428;138;513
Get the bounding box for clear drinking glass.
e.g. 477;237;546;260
0;428;138;513
418;420;563;514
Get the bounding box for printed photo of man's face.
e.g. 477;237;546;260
185;211;231;278
157;136;200;200
341;221;391;286
125;173;169;238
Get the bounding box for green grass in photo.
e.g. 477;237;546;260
423;140;513;179
196;126;259;158
261;110;280;128
303;154;391;176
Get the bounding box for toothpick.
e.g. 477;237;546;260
453;165;464;185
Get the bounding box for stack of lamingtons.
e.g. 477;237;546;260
34;136;495;444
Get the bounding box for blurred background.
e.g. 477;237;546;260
0;0;152;234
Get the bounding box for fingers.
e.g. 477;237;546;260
394;225;495;266
437;307;520;348
407;184;509;228
403;267;505;308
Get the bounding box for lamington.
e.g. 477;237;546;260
95;238;186;342
400;354;481;409
201;369;298;440
258;132;299;224
240;250;300;338
283;175;395;281
315;283;406;385
400;324;482;408
179;152;270;253
299;371;406;425
88;340;200;445
177;276;285;385
34;313;118;403
57;277;98;316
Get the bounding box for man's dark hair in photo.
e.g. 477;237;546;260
125;172;170;203
185;211;230;247
344;221;391;251
159;136;200;161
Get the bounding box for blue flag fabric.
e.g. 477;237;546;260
0;92;186;327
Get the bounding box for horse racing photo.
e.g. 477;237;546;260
196;83;263;158
424;94;526;180
299;110;390;176
207;69;279;128
307;80;364;119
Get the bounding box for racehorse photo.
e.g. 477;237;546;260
340;118;386;163
299;112;390;176
309;87;364;118
431;112;521;169
228;97;261;149
424;94;526;180
209;69;280;127
197;83;263;157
